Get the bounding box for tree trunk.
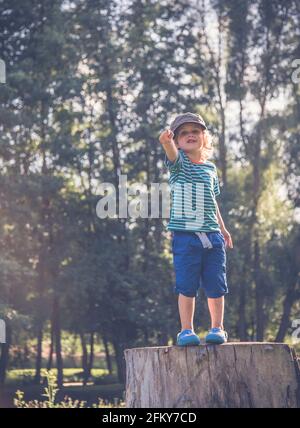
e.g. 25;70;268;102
112;340;126;384
125;343;300;408
0;323;11;385
53;296;63;388
47;321;54;371
80;333;88;386
275;288;299;342
254;240;264;341
34;325;43;384
87;331;95;375
238;283;247;340
238;253;249;341
103;334;113;375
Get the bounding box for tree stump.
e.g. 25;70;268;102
124;343;300;408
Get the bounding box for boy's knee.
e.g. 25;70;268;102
174;287;197;298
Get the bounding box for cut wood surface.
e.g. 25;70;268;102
124;343;300;408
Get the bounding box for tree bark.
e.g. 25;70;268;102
53;296;63;388
237;251;249;341
47;321;54;371
125;343;300;408
80;332;88;383
254;239;264;341
238;283;247;341
34;325;43;384
87;331;95;375
276;287;300;343
112;340;126;384
103;334;113;375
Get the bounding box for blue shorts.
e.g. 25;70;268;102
171;230;228;298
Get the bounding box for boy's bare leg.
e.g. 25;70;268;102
178;294;195;331
207;296;224;329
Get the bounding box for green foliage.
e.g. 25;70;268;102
6;368;110;385
14;370;125;408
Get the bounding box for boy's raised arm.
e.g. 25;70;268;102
159;129;178;162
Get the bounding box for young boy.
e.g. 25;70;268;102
159;112;233;346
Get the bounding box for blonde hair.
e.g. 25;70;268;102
174;127;214;162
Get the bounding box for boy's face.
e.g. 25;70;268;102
174;122;204;153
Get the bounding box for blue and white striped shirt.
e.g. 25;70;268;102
164;150;221;232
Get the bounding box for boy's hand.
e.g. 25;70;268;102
159;129;174;146
159;129;178;162
222;229;233;249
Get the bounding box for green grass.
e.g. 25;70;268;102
6;368;110;385
1;369;125;408
58;384;125;404
1;383;125;408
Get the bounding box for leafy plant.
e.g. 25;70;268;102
14;370;125;408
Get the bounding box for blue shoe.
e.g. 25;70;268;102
177;329;201;346
205;328;228;344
